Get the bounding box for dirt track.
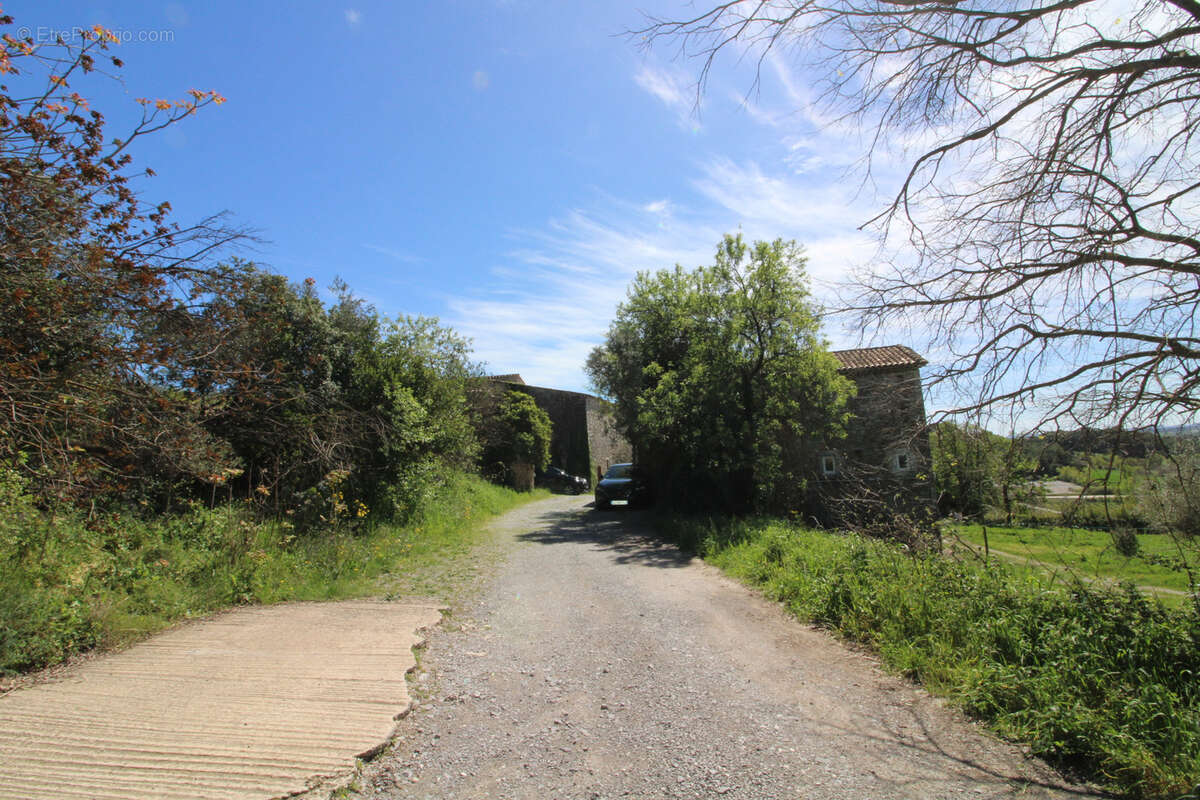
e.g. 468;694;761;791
351;495;1094;800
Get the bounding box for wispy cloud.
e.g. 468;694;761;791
634;63;687;108
633;63;700;130
363;243;426;264
446;199;721;391
344;9;361;26
447;160;883;391
447;52;913;392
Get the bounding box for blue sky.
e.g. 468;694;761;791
14;1;905;393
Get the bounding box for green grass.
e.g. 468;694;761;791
659;515;1200;799
1057;455;1144;495
950;524;1198;600
0;472;540;676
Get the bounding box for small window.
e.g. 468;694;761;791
820;454;838;477
893;452;911;472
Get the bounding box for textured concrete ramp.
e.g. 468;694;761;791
0;601;443;800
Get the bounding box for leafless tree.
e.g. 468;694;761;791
634;0;1200;435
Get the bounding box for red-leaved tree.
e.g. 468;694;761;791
0;14;251;503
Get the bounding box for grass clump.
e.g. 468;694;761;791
659;515;1200;799
0;471;535;676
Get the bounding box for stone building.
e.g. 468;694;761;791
815;345;935;515
487;375;632;485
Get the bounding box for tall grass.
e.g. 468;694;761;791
0;472;533;676
660;515;1200;799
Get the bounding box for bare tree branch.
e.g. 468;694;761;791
636;0;1200;433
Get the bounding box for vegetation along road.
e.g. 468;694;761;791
349;495;1091;800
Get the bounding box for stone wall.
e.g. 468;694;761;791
584;396;633;482
501;383;632;486
840;366;931;475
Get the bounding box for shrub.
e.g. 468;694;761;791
0;471;531;676
659;515;1200;798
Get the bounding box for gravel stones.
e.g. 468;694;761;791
350;496;1090;800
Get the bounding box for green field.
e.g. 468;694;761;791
949;524;1198;603
1057;460;1139;494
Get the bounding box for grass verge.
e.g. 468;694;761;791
659;514;1200;800
0;472;540;676
949;524;1198;600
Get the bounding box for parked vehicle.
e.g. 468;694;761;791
538;466;589;494
594;463;652;509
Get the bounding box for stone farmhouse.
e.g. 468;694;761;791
490;344;932;500
818;345;935;511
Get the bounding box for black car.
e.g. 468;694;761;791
538;466;589;494
594;463;652;509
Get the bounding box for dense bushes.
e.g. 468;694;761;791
0;470;528;675
7;257;482;526
0;20;481;527
0;14;534;680
661;515;1200;799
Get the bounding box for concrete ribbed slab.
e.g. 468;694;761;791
0;601;443;800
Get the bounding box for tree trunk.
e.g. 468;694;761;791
511;462;535;492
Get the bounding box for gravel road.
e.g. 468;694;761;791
350;495;1092;800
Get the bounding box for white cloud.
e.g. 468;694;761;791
634;63;687;108
363;243;426;264
445;200;722;392
445;48;930;394
445;155;887;392
689;157;883;281
633;63;699;130
344;9;361;25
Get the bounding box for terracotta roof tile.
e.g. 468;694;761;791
831;345;927;372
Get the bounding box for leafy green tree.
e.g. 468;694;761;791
931;423;1037;522
193;267;342;513
930;423;1000;518
190;271;481;523
1032;440;1072;477
379;315;480;473
0;11;486;526
587;234;853;513
497;391;552;474
345;311;482;519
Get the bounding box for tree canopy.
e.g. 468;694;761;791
929;422;1036;521
0;19;249;501
497;391;553;473
587;234;852;513
0;15;483;524
635;1;1200;436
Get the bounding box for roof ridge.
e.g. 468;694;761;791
831;344;927;371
